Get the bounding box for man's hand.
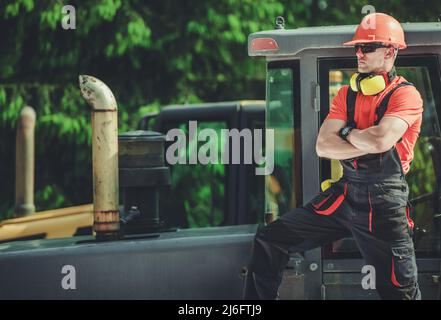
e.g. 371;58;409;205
347;116;408;153
316;119;368;160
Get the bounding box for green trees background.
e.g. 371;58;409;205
1;0;440;219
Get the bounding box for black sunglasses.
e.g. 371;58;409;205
354;43;392;54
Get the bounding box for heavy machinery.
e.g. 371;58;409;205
1;18;441;300
0;100;265;243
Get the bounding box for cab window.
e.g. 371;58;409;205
266;61;302;221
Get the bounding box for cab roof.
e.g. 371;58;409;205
248;22;441;57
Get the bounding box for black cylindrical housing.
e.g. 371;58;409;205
118;131;170;235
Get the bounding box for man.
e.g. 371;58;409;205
244;12;423;300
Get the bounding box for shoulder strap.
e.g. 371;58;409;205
346;88;357;127
374;81;414;125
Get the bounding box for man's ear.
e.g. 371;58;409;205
385;47;396;59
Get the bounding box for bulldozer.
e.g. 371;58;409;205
1;17;441;300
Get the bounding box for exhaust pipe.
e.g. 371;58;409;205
14;106;36;217
79;75;119;240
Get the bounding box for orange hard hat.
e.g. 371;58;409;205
344;13;406;49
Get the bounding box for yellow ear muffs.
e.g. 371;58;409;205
349;73;387;96
350;72;360;92
359;75;386;95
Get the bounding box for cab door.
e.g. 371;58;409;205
265;60;308;299
318;55;441;299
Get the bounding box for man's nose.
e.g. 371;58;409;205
355;47;365;58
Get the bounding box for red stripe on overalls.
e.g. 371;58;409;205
313;183;348;215
391;257;401;287
406;205;414;229
312;193;334;209
368;192;373;233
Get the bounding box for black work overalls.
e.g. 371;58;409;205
244;82;421;300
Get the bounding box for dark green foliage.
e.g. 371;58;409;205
1;0;440;219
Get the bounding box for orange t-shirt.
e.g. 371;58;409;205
326;76;424;174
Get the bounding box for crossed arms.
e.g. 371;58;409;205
315;116;409;160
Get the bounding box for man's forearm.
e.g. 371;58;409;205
347;127;384;153
317;133;368;160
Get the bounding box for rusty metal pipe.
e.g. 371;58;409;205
14;106;36;217
79;75;119;240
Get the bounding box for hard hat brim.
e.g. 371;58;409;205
343;39;407;49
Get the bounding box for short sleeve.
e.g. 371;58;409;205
384;85;423;127
326;85;349;122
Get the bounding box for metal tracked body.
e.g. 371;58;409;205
0;225;255;300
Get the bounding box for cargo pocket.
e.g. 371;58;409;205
371;182;408;210
378;182;408;198
390;245;417;288
371;205;412;242
311;183;347;216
